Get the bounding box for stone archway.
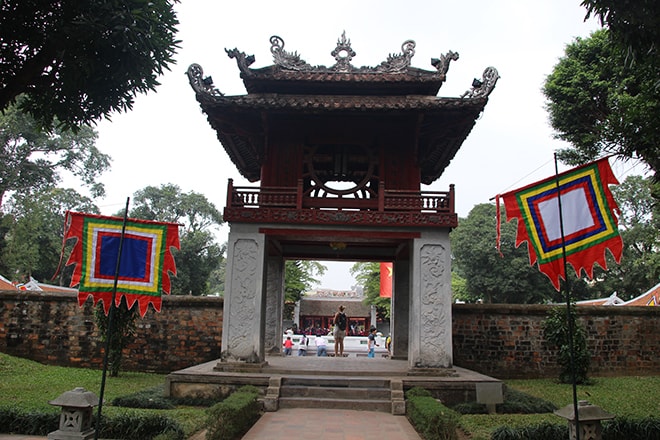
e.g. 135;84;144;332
221;222;453;370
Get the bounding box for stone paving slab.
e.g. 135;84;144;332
242;408;422;440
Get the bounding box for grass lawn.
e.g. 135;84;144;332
460;376;660;439
0;353;207;436
2;353;658;439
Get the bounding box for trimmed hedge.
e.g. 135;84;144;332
205;385;261;440
405;387;460;440
491;417;660;440
0;405;184;440
452;387;557;415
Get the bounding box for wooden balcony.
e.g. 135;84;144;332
223;179;458;228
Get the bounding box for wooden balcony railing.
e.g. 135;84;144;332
226;179;455;214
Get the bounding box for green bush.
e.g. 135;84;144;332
0;405;184;440
452;387;558;415
542;306;591;384
603;417;660;440
491;422;567;440
99;411;185;440
405;389;460;440
205;386;261;440
112;385;176;410
490;418;660;440
0;406;58;435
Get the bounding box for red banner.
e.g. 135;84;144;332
380;262;393;298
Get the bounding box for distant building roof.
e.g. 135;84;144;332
576;283;659;307
0;275;77;294
300;297;372;317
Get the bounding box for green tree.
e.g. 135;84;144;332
127;184;224;296
542;306;591;384
284;260;326;319
1;187;99;285
0;0;180;130
451;203;564;304
587;175;660;299
0;101;110;208
581;0;659;67
350;262;390;319
94;297;137;377
543;29;660;179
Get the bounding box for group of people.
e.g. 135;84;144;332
283;305;383;357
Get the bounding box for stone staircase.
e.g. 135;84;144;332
264;375;406;415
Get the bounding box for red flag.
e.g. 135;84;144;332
380;263;393;298
497;158;622;290
63;211;180;317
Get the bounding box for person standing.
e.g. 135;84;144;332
367;326;379;358
315;335;328;356
333;305;348;357
283;336;293;356
297;333;308;356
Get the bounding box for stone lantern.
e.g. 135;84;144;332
554;400;615;440
48;387;99;440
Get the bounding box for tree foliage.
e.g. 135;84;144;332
0;101;110;208
581;0;659;66
284;260;326;319
587;175;660;299
451;203;565;304
127;184;224;296
543;29;660;179
0;0;180;130
1;187;99;285
350;262;390;319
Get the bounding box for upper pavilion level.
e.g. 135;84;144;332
187;33;498;228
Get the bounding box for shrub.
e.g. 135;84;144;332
205;386;261;440
0;406;58;435
603;417;660;440
542;306;591;384
0;405;184;440
405;389;460;440
99;411;185;440
491;422;568;440
112;385;176;410
452;387;557;415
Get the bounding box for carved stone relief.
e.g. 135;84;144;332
227;239;259;357
417;243;452;367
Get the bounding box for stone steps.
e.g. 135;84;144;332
264;375;405;414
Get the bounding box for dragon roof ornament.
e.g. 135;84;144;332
461;66;500;99
225;32;459;75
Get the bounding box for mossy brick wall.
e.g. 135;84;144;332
0;290;222;373
2;292;658;378
452;304;660;379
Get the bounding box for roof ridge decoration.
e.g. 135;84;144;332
461;66;500;99
226;32;461;75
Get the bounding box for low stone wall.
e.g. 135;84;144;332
2;292;658;378
452;304;660;379
0;290;223;373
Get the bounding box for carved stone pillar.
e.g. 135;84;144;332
264;256;285;354
409;230;453;368
391;257;410;360
220;224;267;364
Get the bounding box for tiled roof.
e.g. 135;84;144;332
300;298;372;317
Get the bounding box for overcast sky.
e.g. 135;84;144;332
90;1;644;290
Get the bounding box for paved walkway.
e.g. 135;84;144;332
0;408;422;440
242;408;422;440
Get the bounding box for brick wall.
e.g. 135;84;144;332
452;304;660;379
2;292;658;378
0;290;223;373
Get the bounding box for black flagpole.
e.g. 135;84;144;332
553;154;581;440
94;197;130;440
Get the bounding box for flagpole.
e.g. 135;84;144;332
553;154;581;440
94;197;130;440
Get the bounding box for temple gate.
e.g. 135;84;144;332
187;33;498;369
